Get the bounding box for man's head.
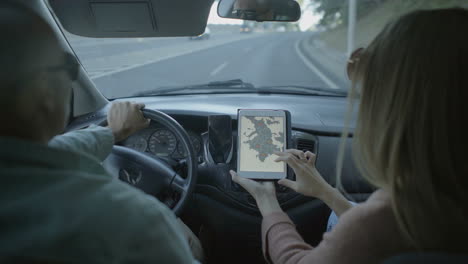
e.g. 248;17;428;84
0;2;76;143
233;0;275;20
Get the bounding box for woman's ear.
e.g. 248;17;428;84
347;47;364;81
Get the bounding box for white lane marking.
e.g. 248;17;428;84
210;62;228;76
294;39;339;89
91;51;197;80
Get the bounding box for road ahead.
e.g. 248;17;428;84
69;32;341;98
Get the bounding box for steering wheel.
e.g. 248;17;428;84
103;109;197;216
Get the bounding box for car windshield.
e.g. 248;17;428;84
64;0;467;99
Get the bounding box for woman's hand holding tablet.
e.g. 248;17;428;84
230;170;282;216
237;109;291;180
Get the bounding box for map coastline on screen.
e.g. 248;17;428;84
239;115;285;172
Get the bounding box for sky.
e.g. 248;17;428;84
207;0;321;31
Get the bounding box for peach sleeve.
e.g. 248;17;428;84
261;212;313;264
260;190;402;264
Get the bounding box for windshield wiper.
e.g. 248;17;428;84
132;80;347;97
133;79;255;96
255;85;348;97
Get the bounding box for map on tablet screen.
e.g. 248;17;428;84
239;115;285;172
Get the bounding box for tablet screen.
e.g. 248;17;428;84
239;115;285;173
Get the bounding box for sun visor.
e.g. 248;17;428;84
48;0;214;37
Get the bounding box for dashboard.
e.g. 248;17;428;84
68;93;370;195
120;117;320;174
69;93;369;197
116;113;333;208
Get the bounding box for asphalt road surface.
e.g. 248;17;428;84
69;32;342;98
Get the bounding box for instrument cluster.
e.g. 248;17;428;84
122;127;202;160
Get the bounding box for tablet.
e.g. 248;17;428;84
237;109;291;179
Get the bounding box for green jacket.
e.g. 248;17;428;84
0;126;195;263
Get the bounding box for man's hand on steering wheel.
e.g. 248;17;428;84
104;108;198;216
107;101;151;143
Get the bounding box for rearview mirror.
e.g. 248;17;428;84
218;0;301;22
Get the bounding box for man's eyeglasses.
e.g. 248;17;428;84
347;47;364;80
47;52;79;81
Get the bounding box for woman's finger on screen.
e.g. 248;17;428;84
274;151;287;157
275;153;300;169
285;149;306;160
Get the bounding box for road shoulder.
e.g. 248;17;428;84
296;35;349;90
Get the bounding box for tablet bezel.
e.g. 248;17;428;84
237;109;288;180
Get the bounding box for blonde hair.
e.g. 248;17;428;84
337;8;468;251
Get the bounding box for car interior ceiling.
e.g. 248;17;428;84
11;0;466;263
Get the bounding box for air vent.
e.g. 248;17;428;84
297;138;316;153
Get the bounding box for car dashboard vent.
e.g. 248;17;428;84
293;131;318;153
297;138;316;153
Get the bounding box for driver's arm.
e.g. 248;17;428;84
48;101;150;161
